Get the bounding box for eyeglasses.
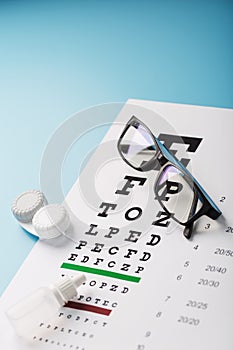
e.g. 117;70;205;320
117;116;222;239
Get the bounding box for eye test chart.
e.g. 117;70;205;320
0;99;233;350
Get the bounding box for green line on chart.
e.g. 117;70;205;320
61;263;141;283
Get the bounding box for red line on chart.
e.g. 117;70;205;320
64;301;112;316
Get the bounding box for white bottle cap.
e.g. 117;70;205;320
52;275;86;305
11;190;47;223
32;204;70;239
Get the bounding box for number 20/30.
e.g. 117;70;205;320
198;279;220;287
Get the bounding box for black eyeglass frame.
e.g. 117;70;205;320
117;116;222;236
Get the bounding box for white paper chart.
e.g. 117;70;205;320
1;100;233;350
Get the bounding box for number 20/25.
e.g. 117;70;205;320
186;300;208;310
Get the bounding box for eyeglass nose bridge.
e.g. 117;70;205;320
138;151;166;172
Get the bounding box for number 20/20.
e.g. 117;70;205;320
178;316;200;326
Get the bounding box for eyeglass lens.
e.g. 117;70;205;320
119;123;157;168
156;165;202;224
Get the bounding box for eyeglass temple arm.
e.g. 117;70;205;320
183;189;199;239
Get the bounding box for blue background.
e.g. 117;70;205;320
1;0;233;295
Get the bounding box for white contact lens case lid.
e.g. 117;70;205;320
11;190;47;223
32;204;70;239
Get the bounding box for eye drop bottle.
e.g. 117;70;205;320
6;274;86;338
